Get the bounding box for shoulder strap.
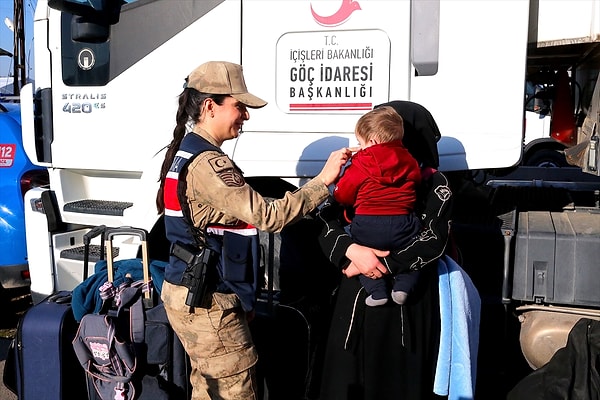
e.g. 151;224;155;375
97;277;147;344
116;284;146;344
177;134;222;247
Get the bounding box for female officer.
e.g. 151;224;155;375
155;61;352;400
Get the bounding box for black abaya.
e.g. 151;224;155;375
318;264;442;400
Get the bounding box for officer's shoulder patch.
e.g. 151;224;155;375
208;155;245;187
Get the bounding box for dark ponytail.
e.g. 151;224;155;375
156;88;204;213
156;89;227;213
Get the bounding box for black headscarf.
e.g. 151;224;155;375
376;100;441;169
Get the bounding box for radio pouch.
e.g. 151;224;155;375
221;231;253;283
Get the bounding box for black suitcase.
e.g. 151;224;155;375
251;221;338;400
72;226;190;400
252;296;312;400
7;290;88;399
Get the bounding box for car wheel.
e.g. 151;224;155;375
524;148;569;168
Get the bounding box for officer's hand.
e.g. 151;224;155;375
316;147;358;186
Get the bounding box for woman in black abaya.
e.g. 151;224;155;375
316;101;453;400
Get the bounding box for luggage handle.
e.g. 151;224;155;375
83;224;106;280
104;226;153;307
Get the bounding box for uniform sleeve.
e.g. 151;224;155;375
186;151;330;233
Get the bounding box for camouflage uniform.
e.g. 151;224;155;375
183;132;328;232
162;282;258;399
162;130;329;399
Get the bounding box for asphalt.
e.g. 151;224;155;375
0;275;530;400
1;337;17;400
1;167;598;398
1;287;30;400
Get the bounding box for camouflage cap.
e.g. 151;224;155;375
185;61;267;109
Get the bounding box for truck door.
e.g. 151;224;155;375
238;0;529;174
22;0;237;173
237;0;412;178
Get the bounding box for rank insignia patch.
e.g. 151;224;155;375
209;155;244;187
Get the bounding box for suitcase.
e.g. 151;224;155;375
251;220;339;400
3;226;110;400
8;290;88;399
251;231;310;400
72;226;190;400
252;297;312;400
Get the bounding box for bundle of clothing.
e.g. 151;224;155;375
72;258;168;322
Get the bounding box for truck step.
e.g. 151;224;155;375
60;244;119;261
63;200;133;216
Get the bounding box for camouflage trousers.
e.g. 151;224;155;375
161;281;258;400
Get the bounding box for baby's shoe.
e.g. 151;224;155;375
391;290;408;305
365;294;388;307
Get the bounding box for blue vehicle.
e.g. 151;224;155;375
0;102;49;298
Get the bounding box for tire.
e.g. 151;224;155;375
524;148;569;168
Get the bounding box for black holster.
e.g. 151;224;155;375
171;242;215;308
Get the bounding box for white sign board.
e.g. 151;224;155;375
276;29;391;113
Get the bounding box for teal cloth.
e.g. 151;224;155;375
434;255;481;399
71;258;167;322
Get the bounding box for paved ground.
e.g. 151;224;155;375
0;287;31;400
6;166;600;398
3;167;600;399
0;280;529;400
1;337;17;400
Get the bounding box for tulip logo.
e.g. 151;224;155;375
311;0;362;27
